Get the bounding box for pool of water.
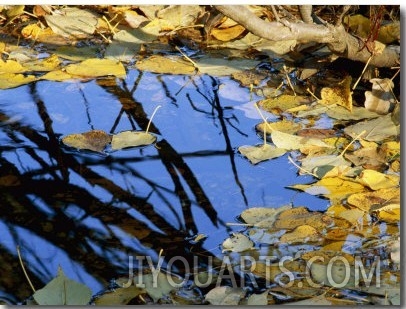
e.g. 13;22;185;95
0;69;328;303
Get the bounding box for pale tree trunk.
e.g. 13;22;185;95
214;5;400;68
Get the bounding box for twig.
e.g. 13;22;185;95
352;55;373;91
17;246;36;293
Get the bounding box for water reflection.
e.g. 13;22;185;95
0;70;328;303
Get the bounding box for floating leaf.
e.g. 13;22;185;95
205;286;245;305
289;177;366;204
0;59;27;74
271;130;333;151
196;56;260;76
62;130;111;153
279;225;321;244
65;58;126;78
33;267;92;305
136;55;195;74
222;233;254;253
356;169;399;190
111;131;156;150
320;75;352;112
93;285;145;305
238;144;287;164
0;73;37;89
240;205;292;228
344;114;399;142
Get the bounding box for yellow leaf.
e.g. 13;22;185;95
211;24;246;41
0;73;37;89
0;59;27;74
356;169;399;190
279;225;321;244
136;55;195;75
290;177;366;204
65;58;126;78
347;187;400;212
320;75;352;112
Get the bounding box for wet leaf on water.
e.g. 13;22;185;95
356;169;399;190
289;177;366;204
279;225;321;244
326;105;380;120
23;54;60;72
273;206;333;231
0;59;27;74
300;154;351;178
205;286;245;305
222;233;254;253
238;144;287;164
65;58;126;78
140;271;183;302
0;73;37;89
40;70;75;82
271;130;333;151
111;131;156;150
44;7;98;38
246;290;269;305
258;95;312;114
240;205;291;228
105;29;158;62
93;286;145;305
320;75;352;112
55;45;99;61
344;114;399;142
33;266;92;305
136;55;195;74
256;120;302;135
364;78;395;115
196;56;260;76
62;130;112;153
347;187;400;212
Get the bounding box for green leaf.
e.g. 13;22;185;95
111;131;156;150
33;266;92;305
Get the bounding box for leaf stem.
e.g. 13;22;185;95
17;246;36;293
145;105;162;134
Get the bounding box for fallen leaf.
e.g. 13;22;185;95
238;144;287;164
44;7;99;38
240;205;292;228
320;75;352;111
111;131;156;150
271;130;333;151
61;130;112;153
279;225;321;244
356;169;399;190
33;267;92;305
136;55;195;74
0;73;37;89
344;114;399;142
222;233;254;253
65;58;126;78
205;286;245;305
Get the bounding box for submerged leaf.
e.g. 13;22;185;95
111;131;156;150
33;267;92;305
62;130;112;153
